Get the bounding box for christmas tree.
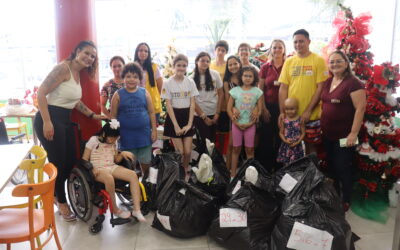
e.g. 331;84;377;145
327;4;400;222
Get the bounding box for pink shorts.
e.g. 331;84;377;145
231;123;256;147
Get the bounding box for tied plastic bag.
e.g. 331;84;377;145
270;199;353;250
192;154;213;183
142;152;183;211
271;156;353;250
152;180;218;238
226;159;274;198
208;181;280;250
274;154;320;199
206;138;215;155
155;152;184;209
190;148;230;205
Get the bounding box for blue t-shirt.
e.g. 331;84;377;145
117;87;151;149
229;86;263;124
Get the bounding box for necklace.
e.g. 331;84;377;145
330;77;343;92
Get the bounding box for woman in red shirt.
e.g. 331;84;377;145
256;39;286;171
321;50;366;211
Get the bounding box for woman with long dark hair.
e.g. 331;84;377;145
134;43;163;122
190;52;223;142
34;40;104;221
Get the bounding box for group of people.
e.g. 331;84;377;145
33;28;366;222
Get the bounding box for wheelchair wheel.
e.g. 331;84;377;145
68;168;93;221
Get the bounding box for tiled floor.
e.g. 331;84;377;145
0;205;397;250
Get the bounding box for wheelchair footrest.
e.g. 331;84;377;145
110;217;131;226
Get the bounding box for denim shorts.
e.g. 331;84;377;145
127;145;152;165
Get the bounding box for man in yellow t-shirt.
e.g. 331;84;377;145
210;40;229;154
278;29;328;153
210;40;228;82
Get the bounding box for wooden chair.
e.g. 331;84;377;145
5;118;29;143
0;146;47;209
0;163;62;250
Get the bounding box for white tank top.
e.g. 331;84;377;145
46;63;82;109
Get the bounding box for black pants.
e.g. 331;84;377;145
194;115;216;142
323;137;356;203
34;105;76;203
255;103;282;171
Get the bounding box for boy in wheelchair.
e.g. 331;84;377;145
81;119;146;222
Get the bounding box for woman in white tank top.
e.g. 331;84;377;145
34;40;105;221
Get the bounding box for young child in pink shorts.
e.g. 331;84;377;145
227;66;263;178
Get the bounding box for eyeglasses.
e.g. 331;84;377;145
329;59;345;65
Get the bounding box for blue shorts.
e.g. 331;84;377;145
127;145;152;165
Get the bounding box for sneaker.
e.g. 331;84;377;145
131;210;146;222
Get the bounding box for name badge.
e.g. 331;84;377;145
305;70;313;76
331;99;341;103
273;80;280;86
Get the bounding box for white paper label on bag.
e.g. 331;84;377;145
152;139;163;149
232;180;241;195
219;208;247;228
190;150;200;161
287;222;333;250
156;212;171;231
279;173;298;193
148;167;158;184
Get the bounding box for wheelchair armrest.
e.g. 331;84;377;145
119;158;142;177
80;159;94;171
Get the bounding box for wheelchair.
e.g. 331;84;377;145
67;157;149;234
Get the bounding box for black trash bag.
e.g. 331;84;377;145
155;152;184;209
274;154;320;200
208;216;251;250
312;180;343;214
190;148;230;205
226;159;274;198
152;180;218;238
280;162;326;211
209;182;280;250
270;199;353;250
142;152;183;211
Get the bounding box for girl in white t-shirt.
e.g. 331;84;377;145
190;51;223;142
82;119;146;221
161;54;199;178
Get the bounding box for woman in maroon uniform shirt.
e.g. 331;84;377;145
321;50;366;211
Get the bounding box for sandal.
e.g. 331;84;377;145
58;202;76;222
131;210;146;222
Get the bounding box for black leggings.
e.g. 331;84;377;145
323;137;356;203
255;103;282;171
34;105;76;203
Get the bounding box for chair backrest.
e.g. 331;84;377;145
0;118;9;145
12;163;57;228
19;146;47;183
